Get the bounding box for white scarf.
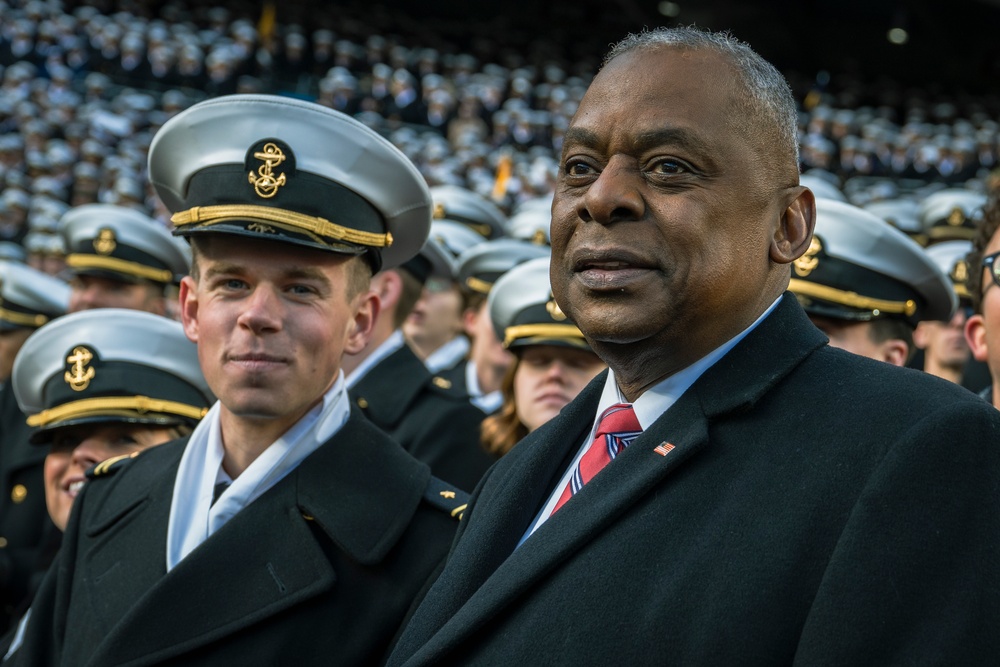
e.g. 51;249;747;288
166;373;351;571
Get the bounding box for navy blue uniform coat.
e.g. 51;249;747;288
13;408;463;667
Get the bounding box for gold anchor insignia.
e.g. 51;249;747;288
794;236;822;277
432;202;446;219
531;229;547;245
546;297;567;321
947;206;965;226
93;228;117;255
64;346;96;392
951;260;969;283
246;222;276;234
439;490;456;499
248;142;288;198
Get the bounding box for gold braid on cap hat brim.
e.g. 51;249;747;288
171;205;393;248
66;254;174;283
0;306;50;328
27;395;210;427
503;323;586;348
464;275;493;294
788;279;917;317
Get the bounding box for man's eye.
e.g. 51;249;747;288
651;159;687;175
564;160;594;177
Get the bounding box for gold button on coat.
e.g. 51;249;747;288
10;484;27;504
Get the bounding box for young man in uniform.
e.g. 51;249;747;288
12;94;466;667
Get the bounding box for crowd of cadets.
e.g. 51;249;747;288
0;0;998;649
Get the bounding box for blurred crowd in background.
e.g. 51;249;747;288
0;0;999;277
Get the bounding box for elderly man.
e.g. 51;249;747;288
11;95;466;666
389;28;1000;666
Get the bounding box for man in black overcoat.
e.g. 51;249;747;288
388;28;1000;666
10;95;466;666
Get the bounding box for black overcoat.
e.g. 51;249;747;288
389;294;1000;666
349;343;494;492
0;385;57;633
13;408;465;667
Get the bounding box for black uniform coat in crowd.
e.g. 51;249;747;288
12;408;465;667
349;343;494;492
388;295;1000;666
0;385;57;633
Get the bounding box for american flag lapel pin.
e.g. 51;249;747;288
653;442;675;457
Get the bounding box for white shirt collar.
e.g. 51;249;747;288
166;372;351;570
424;335;469;373
520;294;784;544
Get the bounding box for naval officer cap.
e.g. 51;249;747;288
863;199;925;245
790;198;955;327
429;185;506;240
401;231;455;285
505;207;551;245
489;256;590;351
60;204;190;286
429;220;488;261
12;308;214;444
0;260;70;330
148;94;431;273
918;188;987;244
457;238;550;296
924;240;973;305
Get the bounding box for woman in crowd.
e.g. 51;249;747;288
2;308;212;659
480;257;605;457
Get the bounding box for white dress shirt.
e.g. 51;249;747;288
519;295;784;544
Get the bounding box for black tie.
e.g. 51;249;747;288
212;481;230;506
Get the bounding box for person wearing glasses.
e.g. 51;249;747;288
964;190;1000;407
789;197;955;366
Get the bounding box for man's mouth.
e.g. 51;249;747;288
64;478;86;498
572;249;654;289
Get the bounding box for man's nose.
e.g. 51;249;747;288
579;157;645;225
237;285;283;333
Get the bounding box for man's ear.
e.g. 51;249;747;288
461;304;480;338
966;313;989;362
878;338;910;368
370;270;403;313
770;186;816;264
344;290;379;356
178;276;199;343
912;321;931;350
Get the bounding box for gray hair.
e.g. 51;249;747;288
604;27;800;177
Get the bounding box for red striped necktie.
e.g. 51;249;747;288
553;403;642;513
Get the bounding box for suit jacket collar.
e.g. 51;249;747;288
82;410;429;666
397;293;827;665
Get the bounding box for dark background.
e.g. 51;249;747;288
285;0;1000;93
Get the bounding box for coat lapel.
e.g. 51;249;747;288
402;294;827;664
87;479;333;667
85;411;428;667
349;344;428;428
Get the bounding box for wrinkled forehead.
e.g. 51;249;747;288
569;47;742;140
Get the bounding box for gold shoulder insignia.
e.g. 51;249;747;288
423;476;470;521
431;376;452;390
86;452;139;480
